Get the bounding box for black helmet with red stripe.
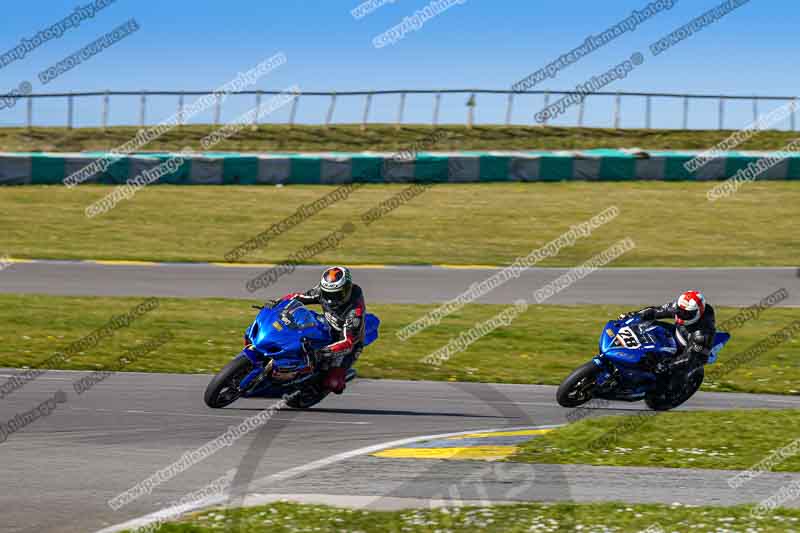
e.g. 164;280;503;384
319;266;353;308
675;290;705;326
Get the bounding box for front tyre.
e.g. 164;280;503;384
557;362;601;408
204;356;253;408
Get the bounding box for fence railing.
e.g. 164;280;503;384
6;89;800;131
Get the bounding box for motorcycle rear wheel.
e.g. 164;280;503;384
557;362;601;408
286;384;329;409
645;366;704;411
204;356;253;408
286;368;357;408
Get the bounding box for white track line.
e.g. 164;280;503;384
95;424;563;533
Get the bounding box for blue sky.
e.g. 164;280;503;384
0;0;795;129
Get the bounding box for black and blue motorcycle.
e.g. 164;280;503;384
557;315;730;411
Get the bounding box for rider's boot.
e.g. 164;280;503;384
322;367;347;394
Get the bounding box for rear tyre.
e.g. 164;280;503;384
288;368;357;409
286;384;329;409
557;362;601;408
204;356;253;408
645;366;704;411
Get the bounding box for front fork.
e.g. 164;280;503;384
591;356;617;390
237;347;272;393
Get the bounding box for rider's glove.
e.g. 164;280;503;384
281;293;301;301
690;331;709;348
622;308;655;321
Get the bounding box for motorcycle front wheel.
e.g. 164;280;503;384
204;356;253;408
556;362;601;408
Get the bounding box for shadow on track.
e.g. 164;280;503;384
225;406;514;419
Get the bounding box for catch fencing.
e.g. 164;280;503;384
4;88;800;131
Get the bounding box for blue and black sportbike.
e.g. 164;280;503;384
557;315;730;411
204;299;380;409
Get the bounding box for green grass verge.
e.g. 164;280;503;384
511;409;800;473
2;294;798;395
143;501;800;532
5;124;800;152
2;182;798;266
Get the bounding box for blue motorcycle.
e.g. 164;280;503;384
204;299;380;409
557;315;730;411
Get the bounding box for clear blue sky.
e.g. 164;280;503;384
0;0;795;129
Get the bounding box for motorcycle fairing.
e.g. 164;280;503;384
235;299;380;398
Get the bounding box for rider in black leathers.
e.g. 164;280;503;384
281;266;365;394
619;290;716;389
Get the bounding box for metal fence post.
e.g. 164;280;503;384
67;92;74;130
214;93;222;126
396;92;406;130
289;93;299;128
177;93;185;127
718;97;725;130
253;91;262;129
466;93;475;129
613;91;621;129
645;95;652;129
139;91;146;127
578;96;586;127
505;93;514;125
325;92;337;127
752;96;759;130
26;96;33;130
361;93;372;131
542;91;550;125
432;93;441;126
683;96;689;130
102;90;110;131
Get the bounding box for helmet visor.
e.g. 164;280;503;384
676;306;697;321
321;285;351;305
322;290;345;304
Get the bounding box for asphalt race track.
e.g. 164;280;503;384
1;260;798;306
3;371;800;533
2;261;799;532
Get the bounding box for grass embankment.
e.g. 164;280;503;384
1;294;797;394
4;124;800;152
142;500;800;533
512;409;800;472
1;183;797;266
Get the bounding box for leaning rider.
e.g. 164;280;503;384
619;290;716;384
281;266;366;395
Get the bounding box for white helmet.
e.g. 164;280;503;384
319;266;353;307
676;290;705;326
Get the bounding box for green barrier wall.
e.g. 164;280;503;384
1;150;798;184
